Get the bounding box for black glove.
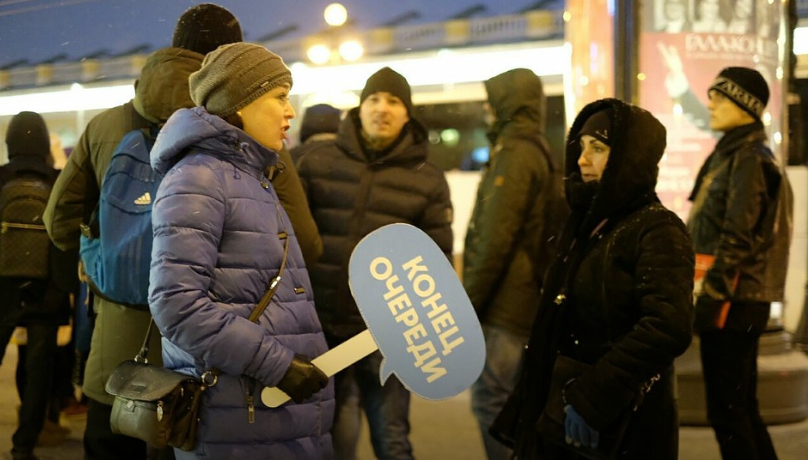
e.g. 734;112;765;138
276;354;328;403
693;295;729;334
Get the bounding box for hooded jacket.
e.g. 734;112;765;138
687;120;792;305
493;99;694;460
297;110;454;340
42;47;204;405
149;107;333;459
463;68;566;337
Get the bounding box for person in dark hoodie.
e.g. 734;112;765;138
0;111;76;460
42;5;244;460
297;67;453;460
491;99;695;460
463;68;566;460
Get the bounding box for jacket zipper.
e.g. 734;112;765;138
242;376;257;423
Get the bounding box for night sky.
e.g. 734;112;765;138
0;0;555;68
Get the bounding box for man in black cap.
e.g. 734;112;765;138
688;66;792;460
43;5;242;460
0;112;76;460
296;67;454;460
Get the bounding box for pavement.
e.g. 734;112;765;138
0;343;806;459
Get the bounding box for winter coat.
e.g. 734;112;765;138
463;68;566;338
492;99;694;460
0;155;75;326
687;121;792;305
43;47;204;404
149;107;333;459
297;110;454;340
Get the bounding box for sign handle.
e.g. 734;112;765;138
261;329;378;407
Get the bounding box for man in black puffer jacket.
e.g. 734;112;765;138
688;66;792;460
297;67;453;460
463;68;566;460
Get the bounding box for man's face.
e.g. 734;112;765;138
708;90;755;132
665;0;686;21
359;91;410;148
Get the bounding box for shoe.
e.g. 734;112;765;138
11;447;40;460
61;399;88;418
36;422;68;447
42;419;71;436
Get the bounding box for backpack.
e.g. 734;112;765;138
0;176;52;279
80;128;161;310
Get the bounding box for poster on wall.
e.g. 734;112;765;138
638;0;785;220
565;0;615;119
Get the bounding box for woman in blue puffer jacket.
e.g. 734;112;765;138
148;43;334;459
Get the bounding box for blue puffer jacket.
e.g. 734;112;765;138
149;107;334;459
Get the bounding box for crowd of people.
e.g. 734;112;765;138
0;2;793;460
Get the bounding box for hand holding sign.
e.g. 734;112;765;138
262;223;485;407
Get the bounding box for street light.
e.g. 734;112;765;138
324;3;348;27
306;3;364;65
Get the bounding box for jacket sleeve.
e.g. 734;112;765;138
566;217;695;429
704;152;768;300
149;164;294;387
44;126;98;251
270;148;323;266
418;167;454;261
462;146;545;314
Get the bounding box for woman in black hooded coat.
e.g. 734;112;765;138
491;98;695;460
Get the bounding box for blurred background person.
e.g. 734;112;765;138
463;68;565;460
0;111;77;460
290;103;342;165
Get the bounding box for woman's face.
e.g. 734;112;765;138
238;83;295;151
578;134;610;182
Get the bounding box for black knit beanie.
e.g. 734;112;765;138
360;67;413;115
579;108;612;146
172;3;243;55
708;67;769;120
300;104;341;143
5;111;50;160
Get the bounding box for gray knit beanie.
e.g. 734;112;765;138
189;43;292;118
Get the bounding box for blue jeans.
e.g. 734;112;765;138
331;350;413;460
471;325;526;460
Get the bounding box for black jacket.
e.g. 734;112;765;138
493;99;694;460
297;110;453;340
463;68;566;337
687;121;792;304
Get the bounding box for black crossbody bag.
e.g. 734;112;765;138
105;228;290;451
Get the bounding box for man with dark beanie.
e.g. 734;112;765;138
0;112;76;460
688;66;792;460
43;5;242;460
297;67;453;460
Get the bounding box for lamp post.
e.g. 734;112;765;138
306;3;364;65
